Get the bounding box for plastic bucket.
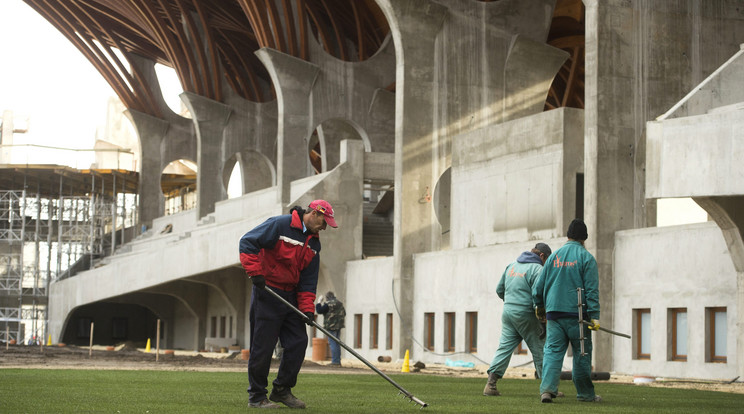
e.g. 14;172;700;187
312;337;328;361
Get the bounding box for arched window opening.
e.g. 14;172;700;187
161;159;197;215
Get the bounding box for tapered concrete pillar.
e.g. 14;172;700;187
583;0;729;370
221;87;278;195
127;55;196;229
125;110;168;228
375;0;447;358
255;49;320;205
180;92;232;219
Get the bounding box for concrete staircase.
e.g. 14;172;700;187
362;200;393;257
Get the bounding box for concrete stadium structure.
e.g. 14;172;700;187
15;1;744;381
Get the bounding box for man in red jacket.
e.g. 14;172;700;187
239;200;337;409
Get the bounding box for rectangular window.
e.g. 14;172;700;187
219;316;226;338
370;313;379;349
210;316;217;337
354;314;363;348
444;312;456;352
634;309;651;359
515;339;528;355
670;308;687;361
466;312;478;352
386;313;393;350
707;307;727;363
229;316;233;338
424;312;435;351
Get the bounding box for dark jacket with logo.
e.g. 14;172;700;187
532;241;599;320
239;207;320;313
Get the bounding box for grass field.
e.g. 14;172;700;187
1;369;743;413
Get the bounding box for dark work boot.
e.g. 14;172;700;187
269;386;306;409
483;372;501;396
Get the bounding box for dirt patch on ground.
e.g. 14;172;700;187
1;344;742;395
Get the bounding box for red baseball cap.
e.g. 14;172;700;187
308;199;337;228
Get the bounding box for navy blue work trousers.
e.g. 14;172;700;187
247;286;308;403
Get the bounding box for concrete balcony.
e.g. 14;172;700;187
646;102;744;199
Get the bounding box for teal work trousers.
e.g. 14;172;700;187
540;318;596;401
487;307;544;378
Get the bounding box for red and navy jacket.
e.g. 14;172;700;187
239;207;320;313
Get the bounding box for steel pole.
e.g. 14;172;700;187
577;288;586;356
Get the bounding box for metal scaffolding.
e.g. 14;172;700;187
0;167;139;345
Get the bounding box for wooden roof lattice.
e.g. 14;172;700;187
23;0;391;117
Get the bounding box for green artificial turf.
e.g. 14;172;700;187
1;369;742;413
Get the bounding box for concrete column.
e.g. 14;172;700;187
127;55;196;228
221;87;278;195
585;0;708;370
180;92;232;219
255;49;320;205
375;0;447;358
125;110;167;228
584;0;644;372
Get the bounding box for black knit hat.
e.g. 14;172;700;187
567;219;588;241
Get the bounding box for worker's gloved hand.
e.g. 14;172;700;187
303;312;315;326
250;275;265;290
535;307;546;322
588;319;600;331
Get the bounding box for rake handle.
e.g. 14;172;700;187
261;286;429;408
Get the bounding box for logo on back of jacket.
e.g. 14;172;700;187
552;257;577;268
508;267;526;278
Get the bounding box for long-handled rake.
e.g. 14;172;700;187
577;288;631;356
262;287;429;409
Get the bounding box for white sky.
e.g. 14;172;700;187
0;2;113;150
0;2;183;168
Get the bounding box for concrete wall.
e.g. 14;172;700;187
344;239;566;368
451;108;583;249
411;239;564;367
613;222;738;379
343;257;396;362
647;106;744;198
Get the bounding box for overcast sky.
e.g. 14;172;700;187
0;2;115;150
0;2;181;164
